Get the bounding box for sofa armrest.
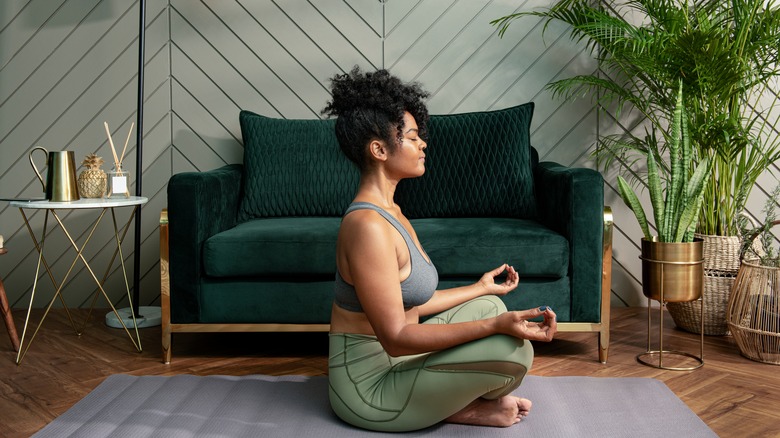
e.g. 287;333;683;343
167;164;243;323
534;161;604;322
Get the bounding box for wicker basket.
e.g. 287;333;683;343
667;234;741;335
727;259;780;365
667;271;736;335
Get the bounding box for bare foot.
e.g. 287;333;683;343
445;396;532;427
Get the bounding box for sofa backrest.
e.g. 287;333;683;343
396;102;536;219
238;102;536;220
238;113;359;221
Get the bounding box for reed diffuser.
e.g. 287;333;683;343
103;121;133;198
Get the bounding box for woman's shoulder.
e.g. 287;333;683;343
343;207;386;229
339;211;399;266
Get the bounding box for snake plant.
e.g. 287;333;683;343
616;83;712;242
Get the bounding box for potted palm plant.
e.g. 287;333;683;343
493;0;780;334
617;83;710;302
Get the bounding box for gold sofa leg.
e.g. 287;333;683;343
160;209;172;364
599;207;613;363
556;207;613;363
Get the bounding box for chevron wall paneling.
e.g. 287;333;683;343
0;0;170;311
0;0;624;311
4;0;775;313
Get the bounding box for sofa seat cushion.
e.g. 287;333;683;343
203;217;341;277
413;217;569;278
203;217;568;279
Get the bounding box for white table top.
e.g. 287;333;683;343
8;196;148;209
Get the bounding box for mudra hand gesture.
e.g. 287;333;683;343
477;263;557;342
495;306;557;342
477;263;519;296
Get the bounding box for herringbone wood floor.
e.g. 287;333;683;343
1;307;778;437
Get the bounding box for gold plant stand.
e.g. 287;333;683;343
637;255;705;371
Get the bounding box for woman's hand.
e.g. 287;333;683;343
477;264;519;296
494;306;557;342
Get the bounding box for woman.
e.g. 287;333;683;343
323;67;557;432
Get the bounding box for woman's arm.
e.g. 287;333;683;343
343;213;555;357
343;213;495;356
416;264;519;317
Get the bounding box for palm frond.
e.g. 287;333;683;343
494;0;780;237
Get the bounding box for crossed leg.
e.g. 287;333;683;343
425;295;535;428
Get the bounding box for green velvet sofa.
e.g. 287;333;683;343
160;102;613;364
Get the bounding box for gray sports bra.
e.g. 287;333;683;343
334;202;439;312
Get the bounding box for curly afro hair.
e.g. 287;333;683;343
322;66;429;171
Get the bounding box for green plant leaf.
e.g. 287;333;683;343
618;175;653;240
663;82;685;242
675;157;713;241
494;0;780;238
646;148;665;236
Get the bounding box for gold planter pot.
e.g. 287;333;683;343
638;237;705;371
641;237;704;302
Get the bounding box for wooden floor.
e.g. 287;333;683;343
1;307;778;437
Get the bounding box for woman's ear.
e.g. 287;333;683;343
368;139;388;162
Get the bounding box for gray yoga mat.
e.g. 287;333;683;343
34;374;716;437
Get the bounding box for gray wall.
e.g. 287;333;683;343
2;0;776;311
1;0;171;310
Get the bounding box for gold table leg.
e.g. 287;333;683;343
80;207;142;351
15;206;142;365
17;209;80;364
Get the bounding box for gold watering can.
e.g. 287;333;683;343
29;147;80;202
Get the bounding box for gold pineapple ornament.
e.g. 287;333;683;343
77;153;107;198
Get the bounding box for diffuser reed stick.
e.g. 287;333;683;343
119;122;134;166
103;121;135;169
103;121;132;198
104;121;120;169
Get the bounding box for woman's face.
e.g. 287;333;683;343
386;111;427;179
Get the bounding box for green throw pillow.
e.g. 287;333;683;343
238;110;359;219
396;102;536;219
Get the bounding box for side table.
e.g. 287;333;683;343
9;197;148;364
0;248;21;352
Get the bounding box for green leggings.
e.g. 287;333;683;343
328;295;534;432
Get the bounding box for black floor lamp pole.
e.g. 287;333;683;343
106;0;158;330
133;0;146;317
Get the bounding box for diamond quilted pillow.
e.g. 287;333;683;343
238;110;359;220
396;102;536;219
